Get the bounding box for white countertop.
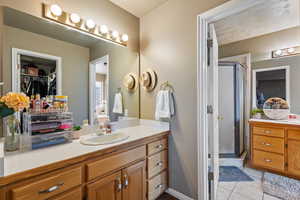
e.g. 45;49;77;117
249;118;300;126
1;120;169;177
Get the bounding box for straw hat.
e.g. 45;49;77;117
123;73;137;91
140;68;157;92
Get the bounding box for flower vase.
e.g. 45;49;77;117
3;115;21;152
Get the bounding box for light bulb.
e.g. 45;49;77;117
121;34;129;42
70;13;80;24
50;4;62;17
100;25;108;34
275;49;282;56
287;47;295;54
86;19;96;29
112;31;119;38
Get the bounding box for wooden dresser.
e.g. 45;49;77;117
0;131;170;200
249;120;300;179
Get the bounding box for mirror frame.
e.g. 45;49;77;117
252;65;290;109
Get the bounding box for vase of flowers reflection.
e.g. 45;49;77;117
0;93;30;151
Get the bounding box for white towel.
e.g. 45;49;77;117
113;92;123;114
155;90;175;120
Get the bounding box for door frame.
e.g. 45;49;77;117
89;55;110;125
197;1;262;199
252;65;290;108
12;48;62;95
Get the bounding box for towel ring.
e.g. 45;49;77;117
160;81;174;92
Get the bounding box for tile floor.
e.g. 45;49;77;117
217;167;282;200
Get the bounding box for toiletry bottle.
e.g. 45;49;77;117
34;94;41;113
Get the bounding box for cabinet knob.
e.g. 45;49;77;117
264;159;272;163
39;182;64;194
264;130;272;134
115;177;122;192
155;184;163;190
262;142;272;146
123;174;129;188
156;161;163;167
156;144;163;149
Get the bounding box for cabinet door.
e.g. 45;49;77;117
288;140;300;176
87;171;122;200
122;161;146;200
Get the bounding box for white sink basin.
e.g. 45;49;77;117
80;132;129;146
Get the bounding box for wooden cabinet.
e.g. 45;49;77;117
87;172;122;200
250;121;300;179
0;132;169;200
122;161;146;200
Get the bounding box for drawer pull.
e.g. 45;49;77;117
264;159;272;163
156;161;164;167
115;177;122;192
39;182;64;194
155;184;164;190
262;142;272;146
156;144;163;149
123;174;129;188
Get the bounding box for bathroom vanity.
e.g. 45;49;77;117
249;119;300;179
0;124;170;200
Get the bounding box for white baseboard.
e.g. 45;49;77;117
166;188;194;200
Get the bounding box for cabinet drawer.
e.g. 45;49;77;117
288;129;300;140
148;150;168;178
147;138;168;156
253;150;284;171
87;146;146;181
49;187;82;200
253;135;284;154
148;171;167;200
12;167;82;200
253;126;284;138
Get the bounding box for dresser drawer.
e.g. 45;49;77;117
253;126;284;138
11;167;82;200
147;138;168;156
253;135;284;154
253;150;284;171
87;146;146;181
148;171;167;200
288;129;300;141
148;150;168;178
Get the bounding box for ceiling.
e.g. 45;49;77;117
109;0;169;17
215;0;300;45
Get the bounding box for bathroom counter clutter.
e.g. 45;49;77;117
0;120;170;200
249;118;300;126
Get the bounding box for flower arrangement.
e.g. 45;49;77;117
0;92;30;118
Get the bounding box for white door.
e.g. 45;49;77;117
208;23;219;200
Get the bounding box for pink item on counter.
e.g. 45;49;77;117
59;124;72;130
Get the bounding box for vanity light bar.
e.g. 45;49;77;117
272;46;300;58
42;4;129;46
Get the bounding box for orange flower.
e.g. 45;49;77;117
0;92;30;111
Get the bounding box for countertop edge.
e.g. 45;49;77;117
0;130;170;187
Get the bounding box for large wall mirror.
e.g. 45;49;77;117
252;66;290;109
2;7;140;129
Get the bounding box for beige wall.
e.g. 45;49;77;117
219;26;300;62
0;0;139;52
140;0;228;198
2;25;90;125
90;41;140;121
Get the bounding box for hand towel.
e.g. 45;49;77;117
113;92;123;114
155;90;175;120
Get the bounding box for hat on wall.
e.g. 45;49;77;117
123;73;137;91
140;68;157;92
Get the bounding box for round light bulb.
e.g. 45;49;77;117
86;19;96;29
275;49;282;56
50;4;62;17
287;47;295;54
100;25;108;34
112;31;119;38
70;13;80;24
121;34;129;42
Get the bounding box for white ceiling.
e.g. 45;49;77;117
215;0;300;45
109;0;169;17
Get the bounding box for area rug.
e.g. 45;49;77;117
219;166;254;182
263;172;300;200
